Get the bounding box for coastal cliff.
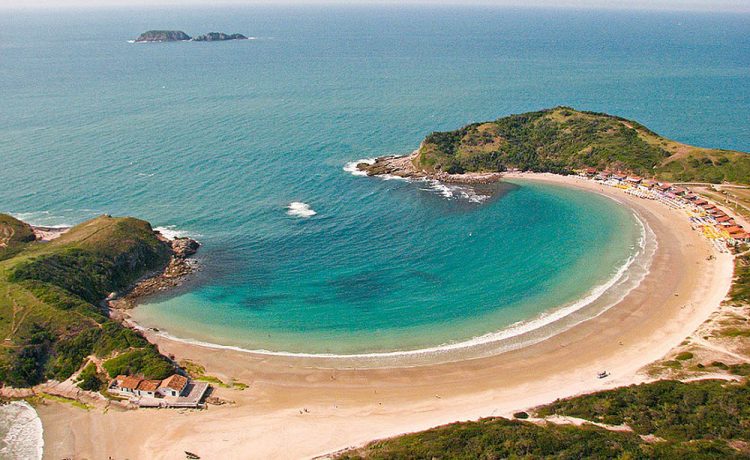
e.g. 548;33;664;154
358;107;750;184
0;214;199;388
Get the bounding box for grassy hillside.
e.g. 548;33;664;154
0;214;35;261
338;380;750;459
415;107;750;184
0;214;175;387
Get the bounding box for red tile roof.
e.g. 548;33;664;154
120;376;142;390
159;374;188;392
137;380;161;392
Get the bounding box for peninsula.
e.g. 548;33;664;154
358;107;750;184
133;30;249;43
0;214;199;389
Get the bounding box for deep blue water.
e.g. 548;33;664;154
0;6;747;353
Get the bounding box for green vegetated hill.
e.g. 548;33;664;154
0;214;176;387
415;107;750;184
0;215;35;261
339;379;750;459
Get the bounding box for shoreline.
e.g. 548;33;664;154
125;206;652;366
355;151;503;184
36;172;735;459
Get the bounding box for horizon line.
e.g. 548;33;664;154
2;1;750;14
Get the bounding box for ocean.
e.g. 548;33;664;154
1;6;748;359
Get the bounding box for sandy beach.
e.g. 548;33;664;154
36;172;735;460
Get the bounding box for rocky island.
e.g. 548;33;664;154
192;32;248;42
134;30;191;42
358;107;750;184
133;30;249;43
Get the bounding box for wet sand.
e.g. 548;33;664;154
37;173;735;460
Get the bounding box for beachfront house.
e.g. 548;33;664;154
108;373;208;408
158;374;188;397
626;176;642;185
112;375;142;396
136;380;161;398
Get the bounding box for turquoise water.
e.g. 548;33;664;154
1;6;748;355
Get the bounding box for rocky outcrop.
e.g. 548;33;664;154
134;30;191;42
357;152;503;185
192;32;248;42
108;236;200;311
171;237;200;258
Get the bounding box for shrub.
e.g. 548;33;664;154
76;363;104;391
102;348;175;380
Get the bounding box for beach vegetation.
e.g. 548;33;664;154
729;252;750;305
102;348;174;380
675;352;694;361
341;379;750;459
537;379;750;443
414;107;750;184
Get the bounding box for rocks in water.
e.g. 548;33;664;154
357;153;503;184
134;30;191;42
170;237;200;259
192;32;248;42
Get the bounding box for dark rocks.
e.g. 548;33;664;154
192;32;248;42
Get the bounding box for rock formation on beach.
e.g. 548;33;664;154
192;32;248;42
134;30;192;42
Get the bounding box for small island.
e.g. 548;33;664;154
134;30;191;43
133;30;249;43
193;32;248;42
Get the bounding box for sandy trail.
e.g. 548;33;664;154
37;173;735;460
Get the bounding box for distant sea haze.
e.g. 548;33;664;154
1;6;748;355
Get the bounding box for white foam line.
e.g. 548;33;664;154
133;209;653;362
344;159;489;202
154;225;199;241
0;401;44;460
343;158;376;177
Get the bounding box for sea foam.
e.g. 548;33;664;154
344;159;489;202
343;158;375;176
0;401;43;460
286;202;317;218
154;225;195;240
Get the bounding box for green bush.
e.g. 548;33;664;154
102;348;175;380
76;363;104;391
537;379;750;443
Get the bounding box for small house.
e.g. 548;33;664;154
158;374;189;398
136;380;161;398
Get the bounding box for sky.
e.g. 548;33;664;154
1;0;749;12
